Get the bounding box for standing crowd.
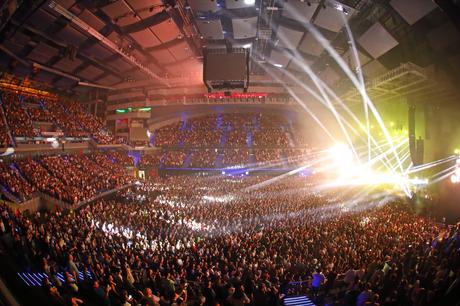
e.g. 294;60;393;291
0;175;458;306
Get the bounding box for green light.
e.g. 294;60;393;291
389;121;395;127
138;107;152;112
455;149;459;154
116;109;127;113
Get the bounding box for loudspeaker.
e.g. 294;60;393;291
203;48;249;92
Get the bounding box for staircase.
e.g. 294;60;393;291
283;296;315;306
246;129;253;148
0;184;20;203
11;162;32;185
149;131;155;147
285;126;296;148
215;153;223;168
183;151;192;167
249;151;256;164
280;151;289;168
220;125;229;148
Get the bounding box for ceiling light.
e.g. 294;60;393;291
244;0;256;4
334;3;349;14
273;63;283;68
242;43;252;49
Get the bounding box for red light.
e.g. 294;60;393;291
204;92;268;99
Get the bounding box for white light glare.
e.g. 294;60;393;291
0;147;15;157
202;195;234;203
273;63;283;68
333;3;349;14
410;178;429;186
328;143;354;167
244;0;256;5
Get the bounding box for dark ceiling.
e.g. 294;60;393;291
0;0;459;96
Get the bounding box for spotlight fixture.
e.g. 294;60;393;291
334;3;349;15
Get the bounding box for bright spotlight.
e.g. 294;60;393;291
244;0;255;4
450;174;460;184
328;143;354;166
245;171;249;175
221;171;226;175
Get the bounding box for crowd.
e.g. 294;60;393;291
0;175;458;306
222;149;250;167
0;107;11;147
253;128;289;147
162;151;188;168
139;151;164;167
254;149;283;165
137;149;313;169
284;149;311;165
226;129;247;147
0;90;117;144
39;154;130;203
17;158;75;203
190;150;217;168
153;113;305;150
155;123;185;147
0;152;133;204
109;151;134;167
1;92;38;137
62;99;116;144
0;161;36;201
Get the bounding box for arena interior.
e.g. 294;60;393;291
0;0;460;305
